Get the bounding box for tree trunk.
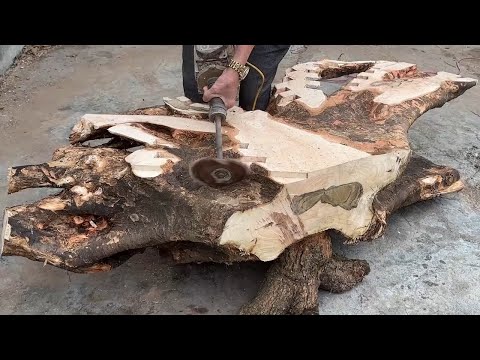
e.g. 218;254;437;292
239;232;370;315
2;59;476;314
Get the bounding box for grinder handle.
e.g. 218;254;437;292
207;77;227;123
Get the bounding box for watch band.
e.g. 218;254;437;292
228;59;250;80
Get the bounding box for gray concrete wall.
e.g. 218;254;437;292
0;45;24;74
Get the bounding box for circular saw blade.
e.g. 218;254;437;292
189;158;249;187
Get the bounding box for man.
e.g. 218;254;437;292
182;45;291;111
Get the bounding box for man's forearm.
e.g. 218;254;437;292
202;45;255;108
232;45;255;65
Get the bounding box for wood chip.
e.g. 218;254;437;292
38;198;68;211
95;219;108;231
73;216;84;225
66;234;89;246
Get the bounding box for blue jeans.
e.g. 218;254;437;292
182;45;290;111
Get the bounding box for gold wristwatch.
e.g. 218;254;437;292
228;59;250;80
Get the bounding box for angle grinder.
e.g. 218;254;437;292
188;77;249;187
188;46;249;187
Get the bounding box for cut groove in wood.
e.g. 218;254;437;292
272;62;478;155
344;61;477;105
226;108;371;184
70;113;217;144
273;60;375;114
107;124;178;148
238;156;267;163
273;78;326;111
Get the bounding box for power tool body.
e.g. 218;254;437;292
188;45;249;187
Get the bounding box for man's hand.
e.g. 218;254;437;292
202;45;255;110
202;68;240;109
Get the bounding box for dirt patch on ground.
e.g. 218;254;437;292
0;45;57;90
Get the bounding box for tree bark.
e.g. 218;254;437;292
239;232;370;315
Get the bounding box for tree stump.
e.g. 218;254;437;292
2;59;477;314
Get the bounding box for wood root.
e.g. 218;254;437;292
239;232;369;315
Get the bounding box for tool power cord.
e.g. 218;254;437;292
246;61;265;111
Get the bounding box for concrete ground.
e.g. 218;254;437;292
1;45;479;315
0;45;24;74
